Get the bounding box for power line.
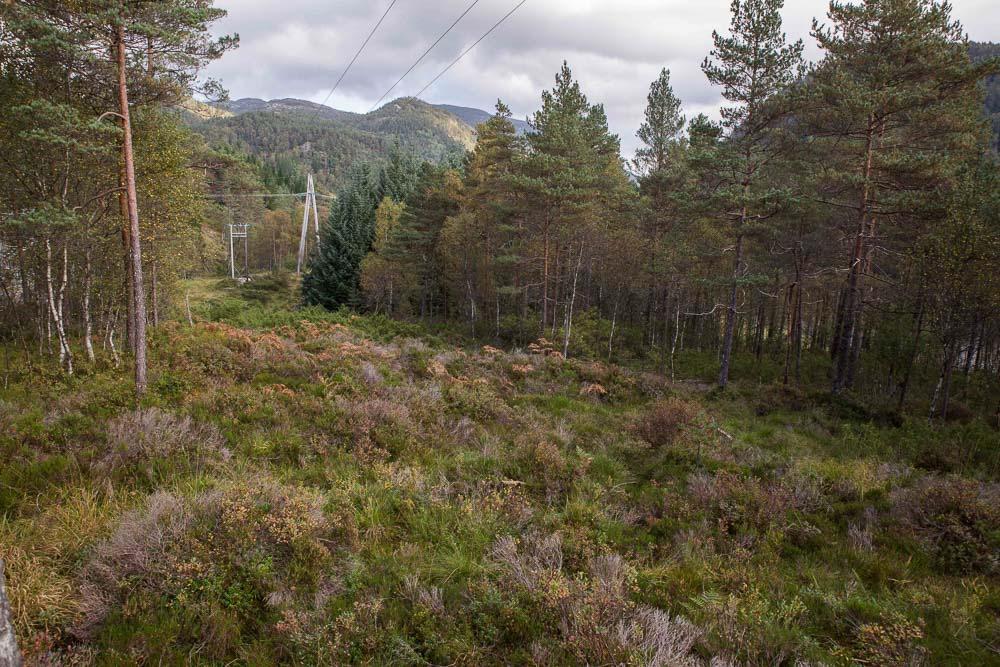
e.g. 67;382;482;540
312;0;401;119
414;0;529;99
369;0;482;112
200;192;336;200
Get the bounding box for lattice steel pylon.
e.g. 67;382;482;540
228;222;250;280
296;174;321;274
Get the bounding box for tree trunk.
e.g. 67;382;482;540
833;117;877;394
607;284;621;363
0;560;23;667
718;230;744;389
151;260;159;328
83;247;95;363
119;167;135;354
896;298;925;413
541;230;550;332
670;297;681;382
562;243;584;359
45;238;73;374
117;25;148;395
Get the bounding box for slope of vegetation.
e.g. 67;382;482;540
971;41;1000;152
188;97;474;192
2;279;998;665
2;1;999;664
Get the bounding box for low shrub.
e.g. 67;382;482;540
636;398;702;448
75;480;355;657
889;476;1000;575
96;408;226;483
685;471;824;551
491;532;709;665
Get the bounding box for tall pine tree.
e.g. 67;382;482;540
701;0;804;389
808;0;992;394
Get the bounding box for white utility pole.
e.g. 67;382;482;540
297;174;320;274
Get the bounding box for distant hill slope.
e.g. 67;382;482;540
970;41;1000;153
185;96;531;192
433;103;531;134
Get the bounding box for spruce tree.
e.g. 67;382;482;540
302;164;380;309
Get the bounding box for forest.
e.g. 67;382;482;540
304;23;1000;418
1;0;1000;665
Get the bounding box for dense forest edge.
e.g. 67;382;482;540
1;0;1000;665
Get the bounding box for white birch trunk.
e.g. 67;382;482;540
44;238;73;374
562;243;585;359
0;559;23;667
83;247;95;362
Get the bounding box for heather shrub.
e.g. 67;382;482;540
686;471;823;550
76;480;354;656
854;614;926;666
517;440;568;496
333;395;414;460
942;400;975;424
751;382;810;415
686;585;808;663
444;380;512;422
889;476;1000;575
96;408;226;483
491;533;709;665
636;398;702;448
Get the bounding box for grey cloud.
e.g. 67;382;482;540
205;0;999;156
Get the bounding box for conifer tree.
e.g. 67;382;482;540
383;164;463;317
634;69;688;343
701;0;804;389
303;164;381;310
457;101;526;334
521;62;626;333
3;0;235;394
634;68;686;178
808;0;993;394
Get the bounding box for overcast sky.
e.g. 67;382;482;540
204;0;999;156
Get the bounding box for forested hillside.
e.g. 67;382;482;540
971;41;1000;151
188;97;479;192
1;0;999;665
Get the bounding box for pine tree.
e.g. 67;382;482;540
456;100;526;334
521;62;627;334
383;164;463;318
808;0;993;394
634;69;688;345
634;68;686;178
701;0;804;389
3;0;235;395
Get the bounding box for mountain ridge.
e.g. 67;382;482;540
214;97;532;134
185;96;530;192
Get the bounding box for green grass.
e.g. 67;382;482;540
1;276;997;665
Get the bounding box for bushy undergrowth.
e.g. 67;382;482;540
1;293;998;664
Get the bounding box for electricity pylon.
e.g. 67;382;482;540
296;174;321;274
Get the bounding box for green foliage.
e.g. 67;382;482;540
189;97;471;192
303;152;423;311
969;41;1000;152
1;280;999;663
